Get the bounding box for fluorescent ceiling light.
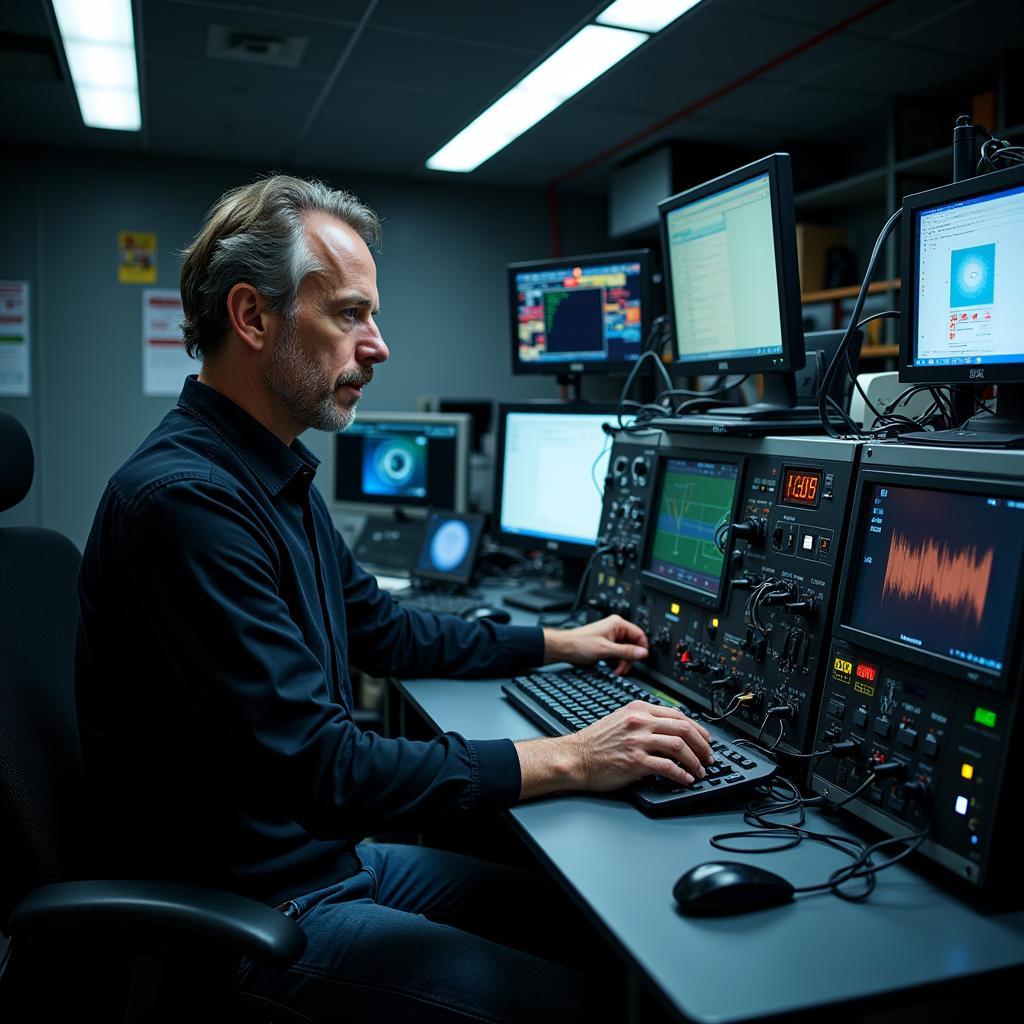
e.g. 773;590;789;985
77;87;141;132
52;0;141;131
597;0;703;34
64;40;138;90
427;24;646;173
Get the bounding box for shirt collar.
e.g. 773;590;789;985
177;375;320;497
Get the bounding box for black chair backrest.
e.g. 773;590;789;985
0;411;84;929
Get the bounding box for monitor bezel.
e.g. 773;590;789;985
329;411;471;518
832;467;1024;693
638;451;745;612
508;249;653;376
899;162;1024;386
490;401;624;559
657;153;805;376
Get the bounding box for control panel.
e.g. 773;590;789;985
587;431;860;755
805;443;1024;887
809;640;1018;886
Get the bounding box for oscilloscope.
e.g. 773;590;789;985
810;443;1024;887
584;429;861;757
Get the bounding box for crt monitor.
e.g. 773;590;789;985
509;250;651;375
899;162;1024;437
331;411;471;516
836;470;1024;688
658;153;806;417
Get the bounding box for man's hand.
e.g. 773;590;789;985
515;701;714;800
543;615;648;676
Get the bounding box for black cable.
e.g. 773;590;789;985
711;772;931;903
537;544;611;628
818;208;902;438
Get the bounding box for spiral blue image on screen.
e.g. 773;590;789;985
950;244;996;307
428;520;471;573
362;437;427;497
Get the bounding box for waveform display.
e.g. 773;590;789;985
881;531;993;626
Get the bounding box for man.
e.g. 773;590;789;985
77;175;713;1022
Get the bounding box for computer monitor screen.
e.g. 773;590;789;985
640;457;740;607
901;164;1024;384
658;154;804;377
332;412;470;514
840;478;1024;682
509;250;651;374
492;404;629;557
413;510;486;586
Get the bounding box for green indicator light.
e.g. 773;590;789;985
974;707;998;729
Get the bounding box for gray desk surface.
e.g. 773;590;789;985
396;670;1024;1023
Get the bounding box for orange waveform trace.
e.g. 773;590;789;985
881;531;993;626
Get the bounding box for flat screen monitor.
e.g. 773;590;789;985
508;250;651;375
900;162;1024;385
439;399;494;453
492;403;629;559
837;472;1024;688
412;510;486;587
639;455;741;609
658;154;805;382
331;412;471;516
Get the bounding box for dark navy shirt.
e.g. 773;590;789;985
76;375;543;905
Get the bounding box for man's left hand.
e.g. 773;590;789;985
543;615;649;676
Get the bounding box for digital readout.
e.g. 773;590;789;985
779;466;823;508
855;662;878;683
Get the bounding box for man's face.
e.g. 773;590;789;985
263;213;388;434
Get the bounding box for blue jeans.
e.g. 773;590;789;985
232;843;617;1023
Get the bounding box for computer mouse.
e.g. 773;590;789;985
672;861;795;916
463;605;512;625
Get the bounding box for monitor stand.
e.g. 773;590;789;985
503;555;585;613
646;372;828;437
900;383;1024;449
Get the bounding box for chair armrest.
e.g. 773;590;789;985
8;880;305;967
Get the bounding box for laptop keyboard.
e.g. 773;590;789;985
502;664;776;815
395;591;482;617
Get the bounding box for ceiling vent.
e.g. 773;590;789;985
207;25;308;68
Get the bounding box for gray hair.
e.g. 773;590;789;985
179;175;381;360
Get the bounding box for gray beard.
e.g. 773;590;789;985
263;317;368;434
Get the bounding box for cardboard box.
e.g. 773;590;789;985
796;224;847;294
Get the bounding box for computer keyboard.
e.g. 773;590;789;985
395;590;483;617
502;664;777;815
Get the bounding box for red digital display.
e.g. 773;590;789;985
780;466;823;508
856;662;878;683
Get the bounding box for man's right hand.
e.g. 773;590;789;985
514;702;715;801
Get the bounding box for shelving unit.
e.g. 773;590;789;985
790;55;1022;355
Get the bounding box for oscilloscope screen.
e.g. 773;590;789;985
641;456;740;607
842;480;1024;678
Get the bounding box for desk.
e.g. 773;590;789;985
393;636;1024;1021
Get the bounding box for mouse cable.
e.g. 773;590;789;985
710;775;931;903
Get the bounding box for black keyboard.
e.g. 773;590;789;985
502;665;777;815
395;591;482;617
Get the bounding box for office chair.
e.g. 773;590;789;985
0;410;306;1022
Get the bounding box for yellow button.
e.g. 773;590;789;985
711;617;719;628
961;763;975;780
670;602;680;615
